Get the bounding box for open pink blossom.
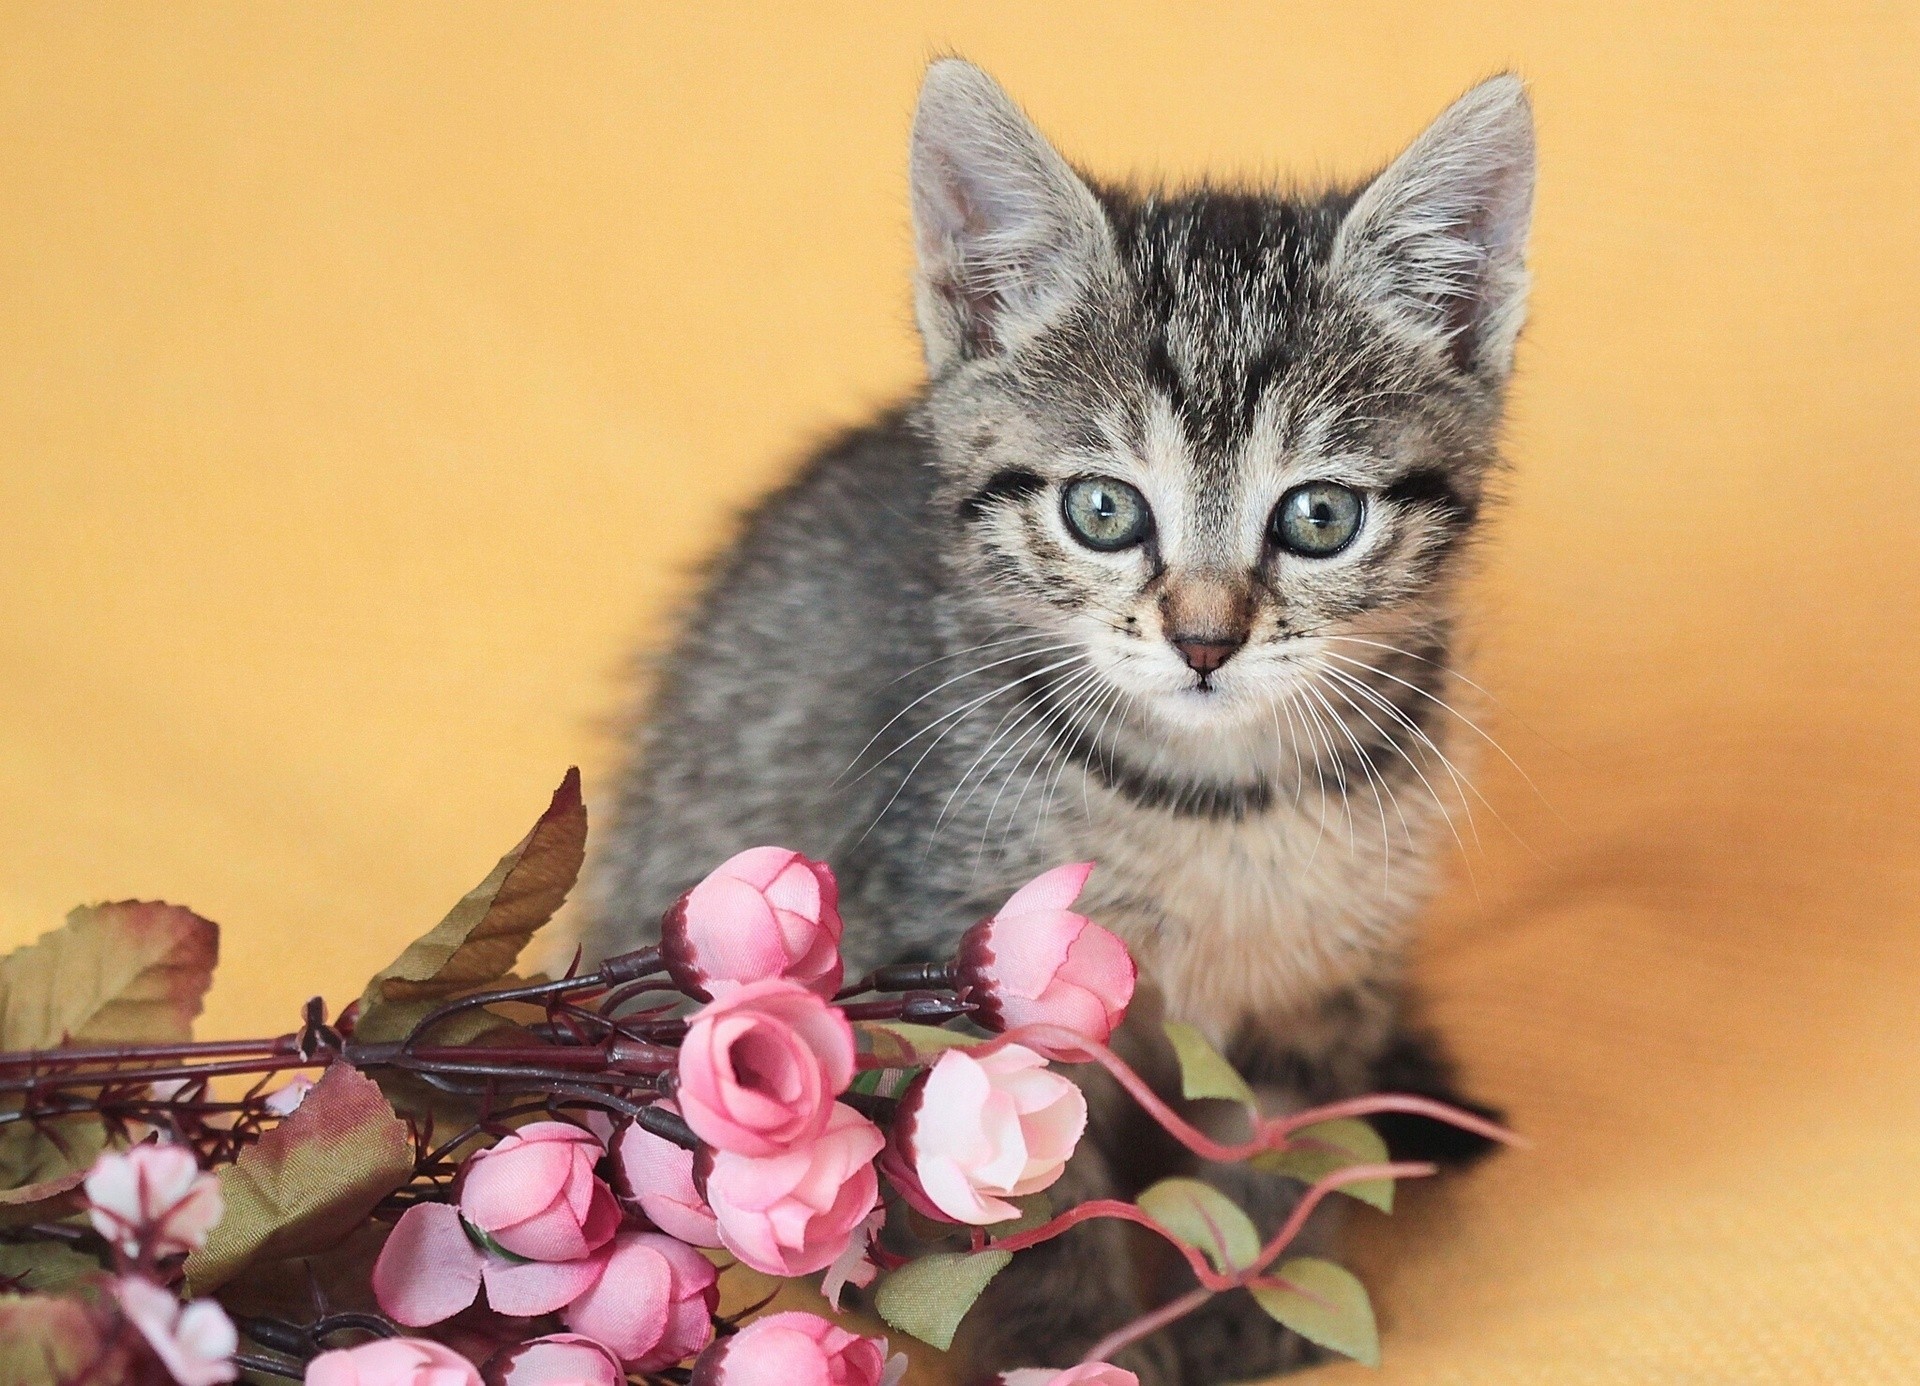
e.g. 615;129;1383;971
662;847;844;999
86;1144;224;1258
677;980;856;1157
114;1276;237;1386
689;1311;899;1386
484;1335;625;1386
612;1103;722;1247
459;1122;619;1262
374;1203;606;1325
1000;1367;1138;1386
564;1231;718;1370
705;1102;883;1276
306;1338;482;1386
883;1044;1086;1225
956;864;1135;1048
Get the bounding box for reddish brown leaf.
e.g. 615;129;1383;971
184;1063;414;1294
353;769;585;1044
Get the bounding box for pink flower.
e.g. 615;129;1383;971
563;1232;718;1370
306;1338;482;1386
484;1335;624;1386
677;980;856;1157
263;1075;315;1116
689;1312;898;1386
999;1367;1138;1386
705;1103;883;1276
114;1276;237;1386
820;1208;885;1311
375;1203;607;1325
956;864;1135;1048
662;848;845;999
86;1144;224;1259
883;1044;1086;1225
612;1103;722;1247
459;1122;619;1262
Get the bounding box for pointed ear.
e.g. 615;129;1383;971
1333;75;1537;380
909;59;1118;373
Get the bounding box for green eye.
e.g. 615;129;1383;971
1273;482;1364;557
1061;477;1152;551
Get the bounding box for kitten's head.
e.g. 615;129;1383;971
911;61;1534;743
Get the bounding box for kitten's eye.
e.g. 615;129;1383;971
1272;482;1365;557
1061;477;1152;552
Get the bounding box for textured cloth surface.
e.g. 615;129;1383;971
0;7;1915;1383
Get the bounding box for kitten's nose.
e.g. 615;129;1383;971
1172;636;1244;675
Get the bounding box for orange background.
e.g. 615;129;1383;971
3;5;1917;1382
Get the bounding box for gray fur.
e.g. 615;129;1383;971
585;60;1534;1384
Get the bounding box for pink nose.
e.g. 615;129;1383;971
1173;637;1243;675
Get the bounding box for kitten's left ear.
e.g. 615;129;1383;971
909;59;1118;374
1333;75;1537;381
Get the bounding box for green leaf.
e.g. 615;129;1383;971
1251;1118;1394;1213
0;1170;88;1230
1136;1177;1261;1274
0;1123;107;1202
1163;1020;1256;1108
184;1064;414;1293
0;901;219;1050
1250;1257;1379;1366
874;1249;1011;1350
0;1291;125;1384
0;1240;104;1294
353;768;586;1044
854;1020;982;1067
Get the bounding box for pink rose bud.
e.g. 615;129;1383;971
484;1335;625;1386
114;1276;238;1386
883;1044;1087;1225
677;980;856;1157
306;1338;483;1386
662;848;845;1000
705;1102;883;1277
612;1102;722;1247
563;1232;719;1370
459;1121;620;1262
956;864;1135;1048
999;1367;1139;1386
689;1312;895;1386
86;1144;225;1259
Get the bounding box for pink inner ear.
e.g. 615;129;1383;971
997;862;1094;919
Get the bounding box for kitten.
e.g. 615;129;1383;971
585;59;1534;1384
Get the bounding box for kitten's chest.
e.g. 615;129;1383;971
1037;786;1443;1045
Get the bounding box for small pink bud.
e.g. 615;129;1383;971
689;1312;895;1386
705;1103;883;1277
305;1337;482;1386
85;1144;224;1259
484;1335;624;1386
676;980;856;1157
113;1276;238;1386
956;864;1135;1048
882;1044;1086;1225
662;847;845;999
563;1232;718;1370
612;1102;722;1247
458;1122;619;1262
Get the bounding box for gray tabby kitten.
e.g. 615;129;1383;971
586;59;1534;1385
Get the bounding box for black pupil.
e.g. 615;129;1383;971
1092;490;1118;518
1308;500;1335;527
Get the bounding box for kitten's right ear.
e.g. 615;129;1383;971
909;60;1117;374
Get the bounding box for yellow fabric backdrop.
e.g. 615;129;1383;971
3;5;1917;1382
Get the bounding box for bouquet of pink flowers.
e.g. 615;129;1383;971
0;771;1503;1384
